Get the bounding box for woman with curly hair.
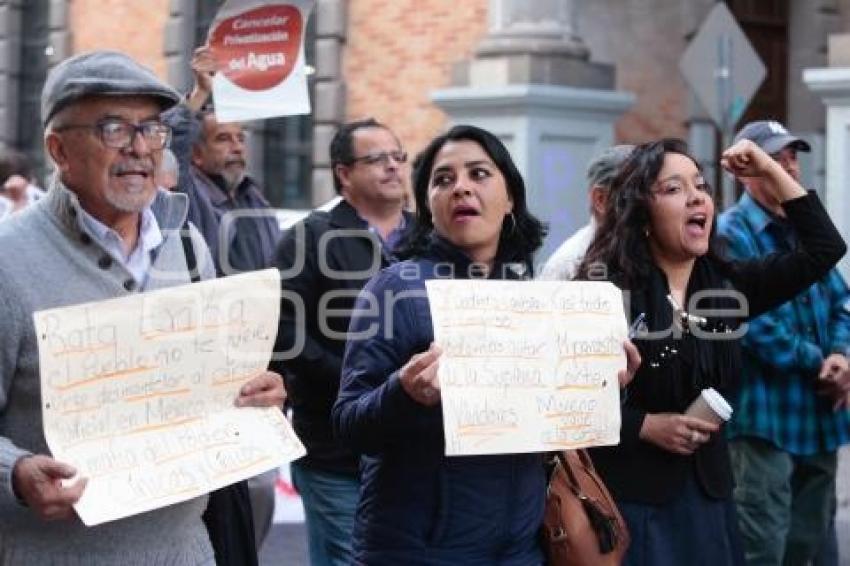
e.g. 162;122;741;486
578;138;846;565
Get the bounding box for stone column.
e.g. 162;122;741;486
163;0;196;94
433;0;633;263
822;32;850;539
310;0;348;206
466;0;610;88
804;62;850;280
46;0;70;66
0;1;23;149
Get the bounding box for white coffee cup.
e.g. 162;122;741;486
685;387;733;425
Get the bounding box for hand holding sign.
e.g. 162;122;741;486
234;370;286;408
186;47;218;111
12;455;87;521
34;270;305;525
618;340;641;388
399;343;443;407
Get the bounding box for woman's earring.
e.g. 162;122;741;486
644;226;650;238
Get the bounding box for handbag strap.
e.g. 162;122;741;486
180;222;202;284
556;450;583;493
576;449;596;471
555;450;607;500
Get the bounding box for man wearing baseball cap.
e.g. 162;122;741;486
0;50;284;564
718;120;850;565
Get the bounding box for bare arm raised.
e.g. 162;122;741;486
186;46;217;113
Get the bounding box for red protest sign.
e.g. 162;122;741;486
208;4;303;92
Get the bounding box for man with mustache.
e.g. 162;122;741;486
165;46;281;276
0;50;285;565
271;119;411;566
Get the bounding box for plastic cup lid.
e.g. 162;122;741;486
702;387;733;421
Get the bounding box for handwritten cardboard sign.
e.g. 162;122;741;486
208;0;314;122
426;280;627;456
33;269;305;526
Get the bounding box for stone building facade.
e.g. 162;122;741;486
1;0;848;206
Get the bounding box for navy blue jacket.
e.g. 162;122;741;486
332;236;545;565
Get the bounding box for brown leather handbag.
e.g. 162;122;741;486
541;450;630;566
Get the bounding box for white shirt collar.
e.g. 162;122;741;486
76;203;164;285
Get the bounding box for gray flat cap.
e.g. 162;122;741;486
41;50;181;125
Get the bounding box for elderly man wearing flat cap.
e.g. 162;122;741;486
0;51;285;564
717;120;850;565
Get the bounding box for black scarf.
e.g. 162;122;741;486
624;256;742;412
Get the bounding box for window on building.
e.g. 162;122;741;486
195;1;314;208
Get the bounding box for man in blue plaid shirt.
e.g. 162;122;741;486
717;120;850;566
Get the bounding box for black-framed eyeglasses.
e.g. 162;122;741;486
349;150;408;166
54;119;172;150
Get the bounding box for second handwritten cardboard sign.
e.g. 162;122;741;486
426;280;627;456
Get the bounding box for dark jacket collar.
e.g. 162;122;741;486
329;199;369;229
328;198;413;231
422;232;530;280
192;166;263;207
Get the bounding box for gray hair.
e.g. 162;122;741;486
585;144;634;190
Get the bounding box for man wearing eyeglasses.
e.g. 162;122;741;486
270;118;411;566
164;46;281;277
0;50;285;565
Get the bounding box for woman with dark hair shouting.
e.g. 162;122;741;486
332;125;552;565
577;138;846;566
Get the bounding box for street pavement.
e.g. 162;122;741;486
260;465;308;565
260;523;307;565
837;446;849;564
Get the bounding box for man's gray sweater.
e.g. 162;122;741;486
0;184;217;565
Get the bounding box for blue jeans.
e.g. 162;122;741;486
291;461;359;566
